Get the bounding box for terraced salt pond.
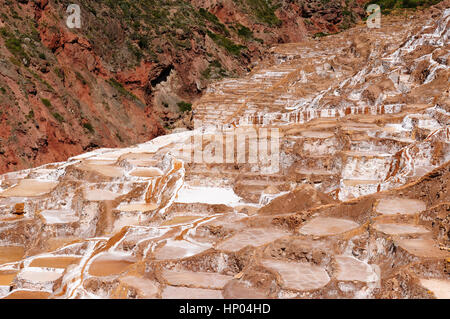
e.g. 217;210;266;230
373;223;430;235
0;179;58;197
375;198;427;215
162;269;233;289
419;279;450;299
261;259;330;291
222;280;268;299
299;217;360;236
216;228;289;252
335;256;378;283
175;186;242;205
39;210;79;224
2;290;51;299
129;168;163;178
153;240;211;260
118;203;158;212
0;246;25;265
396;238;449;258
0;272;16;286
17;268;64;284
160;215;204;226
118;276;159;298
83;188;121;201
75;162;124;178
88;253;137;277
29;256;81;269
45;237;80;252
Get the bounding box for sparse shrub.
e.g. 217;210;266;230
75;71;87;85
177;101;192;112
5;37;27;59
0;27;9;38
31;71;55;92
41;98;52;108
237;24;253;39
207;31;246;56
29;24;40;42
313;32;328;38
137;37;148;49
25;110;34;120
0;28;28;62
9;57;21;67
199;8;230;36
52;112;64;123
244;0;282;26
127;42;143;61
54;67;64;79
367;0;442;12
202;60;228;79
402;0;421;7
83;122;94;133
108;78;140;102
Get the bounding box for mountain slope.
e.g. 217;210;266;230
0;0;374;174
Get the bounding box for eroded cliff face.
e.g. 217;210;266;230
0;1;448;299
0;0;374;175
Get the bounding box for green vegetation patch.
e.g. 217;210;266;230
202;60;228;80
107;78;142;103
41;98;64;123
83;122;95;133
25;110;34;120
177;101;192;112
367;0;443;13
75;71;88;85
1;28;29;62
52;112;65;123
313;32;329;38
236;24;253;39
31;71;55;92
207;31;246;56
236;0;282;26
198;8;230;36
41;98;52;108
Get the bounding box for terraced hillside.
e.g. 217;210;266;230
0;1;448;299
